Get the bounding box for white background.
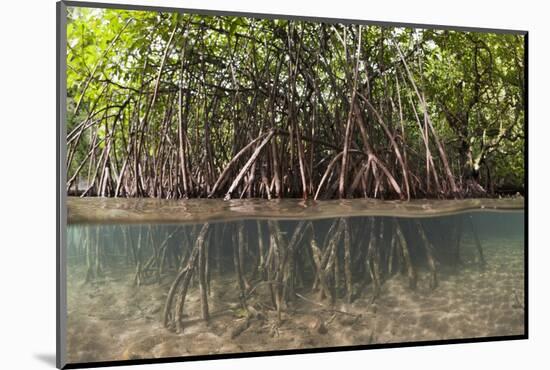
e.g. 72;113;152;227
0;0;546;369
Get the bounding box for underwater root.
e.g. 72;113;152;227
138;217;485;335
163;223;210;332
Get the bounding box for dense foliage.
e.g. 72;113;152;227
66;7;525;199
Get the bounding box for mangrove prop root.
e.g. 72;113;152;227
343;218;353;303
233;230;248;309
366;218;381;302
257;220;266;278
311;238;332;303
199;229;209;322
94;215;497;333
387;226;397;276
268;220;285;321
468;215;486;269
282;221;307;302
323;220;345;304
205;232;211;297
394;219;417;290
163;223;210;330
237;222;251;291
415;220;438;290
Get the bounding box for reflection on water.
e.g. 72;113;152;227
66;211;525;364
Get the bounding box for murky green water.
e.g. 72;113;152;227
65;200;525;364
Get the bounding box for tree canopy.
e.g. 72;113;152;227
66;7;525;200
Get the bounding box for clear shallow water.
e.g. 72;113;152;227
65;208;525;363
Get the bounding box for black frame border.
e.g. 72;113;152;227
56;1;529;369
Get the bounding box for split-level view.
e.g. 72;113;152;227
64;6;525;364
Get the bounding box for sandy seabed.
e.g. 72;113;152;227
66;236;524;364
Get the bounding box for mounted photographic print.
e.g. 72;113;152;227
56;1;527;368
